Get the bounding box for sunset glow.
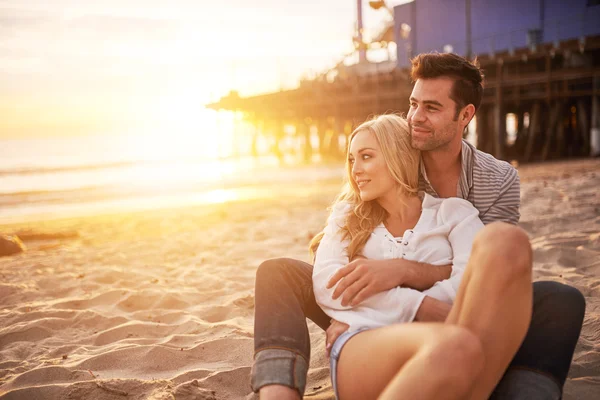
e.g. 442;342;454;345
0;0;401;219
0;0;402;142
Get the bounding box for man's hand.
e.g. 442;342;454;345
325;319;349;357
414;296;452;322
327;258;407;307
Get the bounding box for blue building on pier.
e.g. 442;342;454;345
393;0;600;68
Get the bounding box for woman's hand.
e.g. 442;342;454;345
326;258;408;307
326;319;350;357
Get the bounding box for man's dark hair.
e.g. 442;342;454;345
410;52;484;120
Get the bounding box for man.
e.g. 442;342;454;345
252;52;585;400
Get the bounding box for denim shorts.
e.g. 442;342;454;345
329;328;370;399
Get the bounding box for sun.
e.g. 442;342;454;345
110;92;242;193
130;89;236;162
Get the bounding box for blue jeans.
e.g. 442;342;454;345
251;258;585;397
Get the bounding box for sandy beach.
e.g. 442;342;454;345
1;159;599;400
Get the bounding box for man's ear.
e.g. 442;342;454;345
462;104;476;125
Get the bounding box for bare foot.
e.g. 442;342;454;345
259;384;301;400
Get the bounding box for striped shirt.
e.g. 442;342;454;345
418;140;520;225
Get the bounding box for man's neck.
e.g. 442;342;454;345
422;140;462;178
422;140;462;197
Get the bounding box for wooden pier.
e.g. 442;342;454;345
207;35;600;163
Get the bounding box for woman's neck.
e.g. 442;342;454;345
377;191;422;222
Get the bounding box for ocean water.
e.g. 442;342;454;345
0;134;344;224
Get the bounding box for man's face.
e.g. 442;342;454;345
407;77;463;151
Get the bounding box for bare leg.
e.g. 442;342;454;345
446;222;533;400
336;324;484;400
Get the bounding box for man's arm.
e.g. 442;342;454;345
402;260;452;291
327;257;452;306
480;166;520;225
414;296;451;322
329;261;452;322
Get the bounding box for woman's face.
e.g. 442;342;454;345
348;130;397;202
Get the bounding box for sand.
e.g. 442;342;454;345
0;159;599;400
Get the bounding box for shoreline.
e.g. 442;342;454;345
2;157;597;228
0;177;345;228
0;155;347;226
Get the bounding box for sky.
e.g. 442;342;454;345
0;0;409;139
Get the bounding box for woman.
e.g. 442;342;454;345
311;114;532;400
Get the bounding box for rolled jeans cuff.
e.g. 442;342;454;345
251;349;308;395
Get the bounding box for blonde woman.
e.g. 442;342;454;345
311;114;533;400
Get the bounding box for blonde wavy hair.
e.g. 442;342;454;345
309;114;421;261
